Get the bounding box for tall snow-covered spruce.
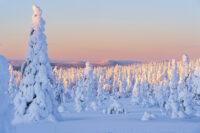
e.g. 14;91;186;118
166;59;180;118
75;62;96;112
13;4;56;123
178;54;193;117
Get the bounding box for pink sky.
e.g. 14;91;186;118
0;0;200;61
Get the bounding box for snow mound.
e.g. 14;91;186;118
106;98;126;115
141;111;155;121
58;106;64;113
89;102;98;111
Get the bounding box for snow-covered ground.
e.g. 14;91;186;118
14;116;200;133
14;99;200;133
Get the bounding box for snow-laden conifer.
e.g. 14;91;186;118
13;4;56;123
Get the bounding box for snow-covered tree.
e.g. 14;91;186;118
74;77;86;112
84;62;96;102
191;67;200;105
140;79;153;107
131;78;141;105
105;96;126;114
125;73;133;97
166;59;180;118
112;65;120;97
191;67;200;116
75;62;97;112
0;55;13;133
54;77;65;112
13;4;56;123
96;74;110;111
8;65;18;103
154;82;169;113
118;69;127;98
177;54;193;117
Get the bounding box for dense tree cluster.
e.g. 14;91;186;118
9;53;200;120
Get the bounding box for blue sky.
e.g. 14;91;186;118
0;0;200;61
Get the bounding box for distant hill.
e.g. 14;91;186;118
9;59;141;70
99;60;141;66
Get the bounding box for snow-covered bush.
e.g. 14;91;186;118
105;97;126;115
141;111;155;121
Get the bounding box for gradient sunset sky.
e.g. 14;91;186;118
0;0;200;62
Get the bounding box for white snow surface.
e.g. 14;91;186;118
13;98;200;133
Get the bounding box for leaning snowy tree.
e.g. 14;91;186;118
0;55;13;133
13;4;57;123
